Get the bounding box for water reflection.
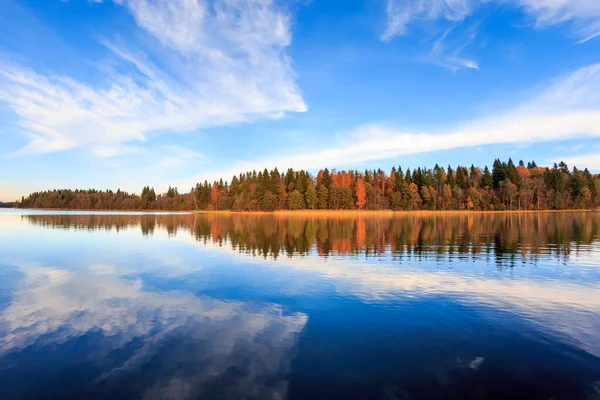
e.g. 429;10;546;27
1;211;600;399
0;263;306;399
25;212;600;263
18;212;600;357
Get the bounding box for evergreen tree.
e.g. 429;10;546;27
18;159;600;212
321;168;333;188
316;185;329;209
481;166;493;188
305;184;317;209
447;166;456;188
492;159;505;188
288;190;305;210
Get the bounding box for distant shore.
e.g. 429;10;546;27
9;208;598;215
192;209;599;216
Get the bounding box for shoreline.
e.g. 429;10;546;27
8;208;598;215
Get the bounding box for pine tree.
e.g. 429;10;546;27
305;184;317;209
492;159;505;188
288;190;305;210
481;166;493;188
316;185;329;209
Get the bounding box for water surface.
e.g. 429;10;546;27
1;210;599;399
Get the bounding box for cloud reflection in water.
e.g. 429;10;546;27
0;264;307;399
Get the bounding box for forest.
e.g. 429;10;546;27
15;159;600;212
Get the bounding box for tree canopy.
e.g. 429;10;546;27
16;159;600;211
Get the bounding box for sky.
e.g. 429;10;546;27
1;0;600;201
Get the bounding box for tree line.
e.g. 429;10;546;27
16;159;600;211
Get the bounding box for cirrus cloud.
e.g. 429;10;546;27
384;0;600;42
383;0;600;71
180;62;600;189
0;0;306;155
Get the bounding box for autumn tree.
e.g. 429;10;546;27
211;183;220;209
355;177;366;209
18;159;600;212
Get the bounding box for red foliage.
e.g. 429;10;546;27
355;178;366;209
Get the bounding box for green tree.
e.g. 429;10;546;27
305;184;317;209
321;168;333;188
288;190;305;210
492;159;505;188
167;186;177;198
481;166;493;188
261;191;276;211
316;185;329;209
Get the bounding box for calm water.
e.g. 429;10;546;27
1;210;600;400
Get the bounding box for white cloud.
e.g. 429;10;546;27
383;0;478;70
182;63;600;186
383;0;600;71
92;144;142;158
516;0;600;43
383;0;473;40
384;0;600;42
0;0;306;155
427;24;480;70
159;145;205;167
556;153;600;171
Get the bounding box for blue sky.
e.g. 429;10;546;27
1;0;600;201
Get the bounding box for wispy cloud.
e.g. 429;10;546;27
383;0;473;40
159;145;204;167
383;0;600;70
182;62;600;186
427;24;480;70
0;0;306;155
516;0;600;43
383;0;478;70
384;0;600;42
91;145;142;158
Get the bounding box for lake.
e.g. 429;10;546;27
0;210;599;400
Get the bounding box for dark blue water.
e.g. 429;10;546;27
0;210;599;399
